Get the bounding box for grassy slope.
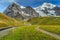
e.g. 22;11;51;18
28;17;60;25
28;17;60;34
0;26;58;40
39;25;60;34
0;13;60;40
0;13;19;28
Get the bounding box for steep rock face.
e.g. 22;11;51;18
4;2;24;20
22;6;39;18
4;3;39;20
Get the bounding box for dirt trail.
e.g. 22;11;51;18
36;26;60;40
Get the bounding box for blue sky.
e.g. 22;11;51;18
0;0;60;12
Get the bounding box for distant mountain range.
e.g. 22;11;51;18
35;3;60;17
4;2;39;20
4;2;60;20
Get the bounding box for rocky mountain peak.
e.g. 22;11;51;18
11;2;20;6
4;2;23;19
41;3;56;9
34;3;57;16
4;2;39;20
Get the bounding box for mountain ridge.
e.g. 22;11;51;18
4;2;39;20
4;2;60;20
35;3;60;16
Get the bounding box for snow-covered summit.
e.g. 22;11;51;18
34;3;57;16
41;3;56;9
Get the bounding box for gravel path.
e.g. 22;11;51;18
0;27;14;38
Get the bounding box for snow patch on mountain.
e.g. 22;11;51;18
34;3;57;17
41;3;56;10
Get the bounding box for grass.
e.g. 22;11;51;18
27;17;60;35
28;17;60;25
39;25;60;35
0;13;60;40
0;12;31;28
0;26;58;40
0;13;20;28
0;22;8;28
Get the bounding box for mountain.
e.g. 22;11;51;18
4;2;24;20
4;2;60;19
22;6;39;19
41;3;56;9
53;7;60;16
35;3;59;16
4;2;39;20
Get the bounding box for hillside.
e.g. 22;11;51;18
0;13;60;40
0;12;19;28
0;12;10;20
28;17;60;25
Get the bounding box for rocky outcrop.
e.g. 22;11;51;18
53;7;60;16
4;2;22;17
22;6;39;18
